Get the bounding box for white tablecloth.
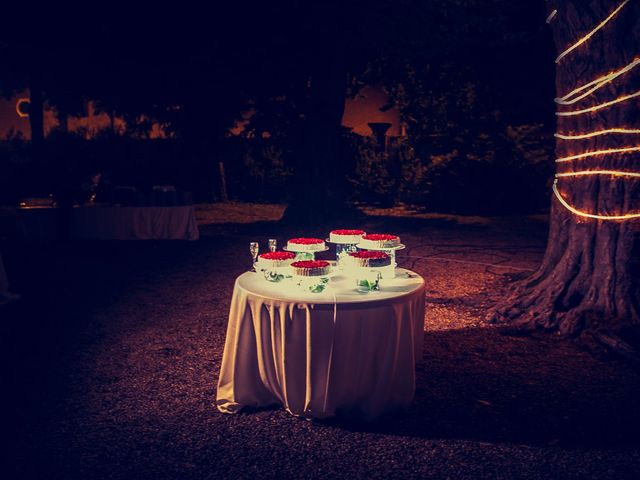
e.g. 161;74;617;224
216;268;425;420
16;205;199;241
71;205;199;240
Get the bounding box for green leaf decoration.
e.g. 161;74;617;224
264;271;285;282
309;283;326;293
358;278;380;291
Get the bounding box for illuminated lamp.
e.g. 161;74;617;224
16;98;30;117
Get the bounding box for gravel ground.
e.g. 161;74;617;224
1;206;640;480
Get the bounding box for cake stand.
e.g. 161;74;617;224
354;243;405;279
290;263;338;293
325;238;360;266
284;245;329;261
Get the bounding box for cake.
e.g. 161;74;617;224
291;260;331;277
287;237;326;252
359;233;401;249
256;251;296;270
346;251;391;268
329;229;366;244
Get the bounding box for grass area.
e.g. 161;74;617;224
360;204;549;226
195;202;549;228
194;202;286;225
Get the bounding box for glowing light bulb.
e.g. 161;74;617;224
556;90;640;116
555;0;630;63
555;146;640;163
555;58;640;105
555;128;640;140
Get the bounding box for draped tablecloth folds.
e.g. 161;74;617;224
216;268;425;420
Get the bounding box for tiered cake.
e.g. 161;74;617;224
286;237;326;252
291;260;331;277
346;250;391;268
256;251;296;270
329;229;365;244
359;233;401;249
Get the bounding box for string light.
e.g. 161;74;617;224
555;0;630;63
552;1;638;220
553;179;640;220
555;146;640;163
555;128;640;140
556;170;640;179
556;90;640;116
555;58;640;105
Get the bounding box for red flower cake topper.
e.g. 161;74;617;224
331;229;365;235
349;251;390;259
362;234;398;241
288;238;324;245
291;260;330;268
259;251;296;260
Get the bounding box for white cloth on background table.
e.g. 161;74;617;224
71;205;199;240
216;268;425;420
16;205;199;241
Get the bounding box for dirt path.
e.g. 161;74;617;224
2;209;639;479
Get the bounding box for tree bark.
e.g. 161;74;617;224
56;105;69;133
281;42;358;224
28;77;45;151
495;0;640;354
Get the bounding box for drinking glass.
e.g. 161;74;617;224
250;242;259;270
268;239;277;252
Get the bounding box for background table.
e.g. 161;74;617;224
71;205;199;240
15;205;199;241
15;206;61;241
216;268;425;420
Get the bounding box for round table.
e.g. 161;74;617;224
216;268;425;420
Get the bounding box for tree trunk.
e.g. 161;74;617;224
218;161;228;202
28;77;45;151
282;42;357;224
494;0;640;355
56;105;68;133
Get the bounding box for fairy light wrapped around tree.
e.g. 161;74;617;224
494;0;640;356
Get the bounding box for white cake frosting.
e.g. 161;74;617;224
286;238;326;252
359;234;400;249
329;229;365;244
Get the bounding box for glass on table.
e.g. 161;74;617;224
336;243;357;268
268;239;277;252
249;242;259;270
355;270;382;293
